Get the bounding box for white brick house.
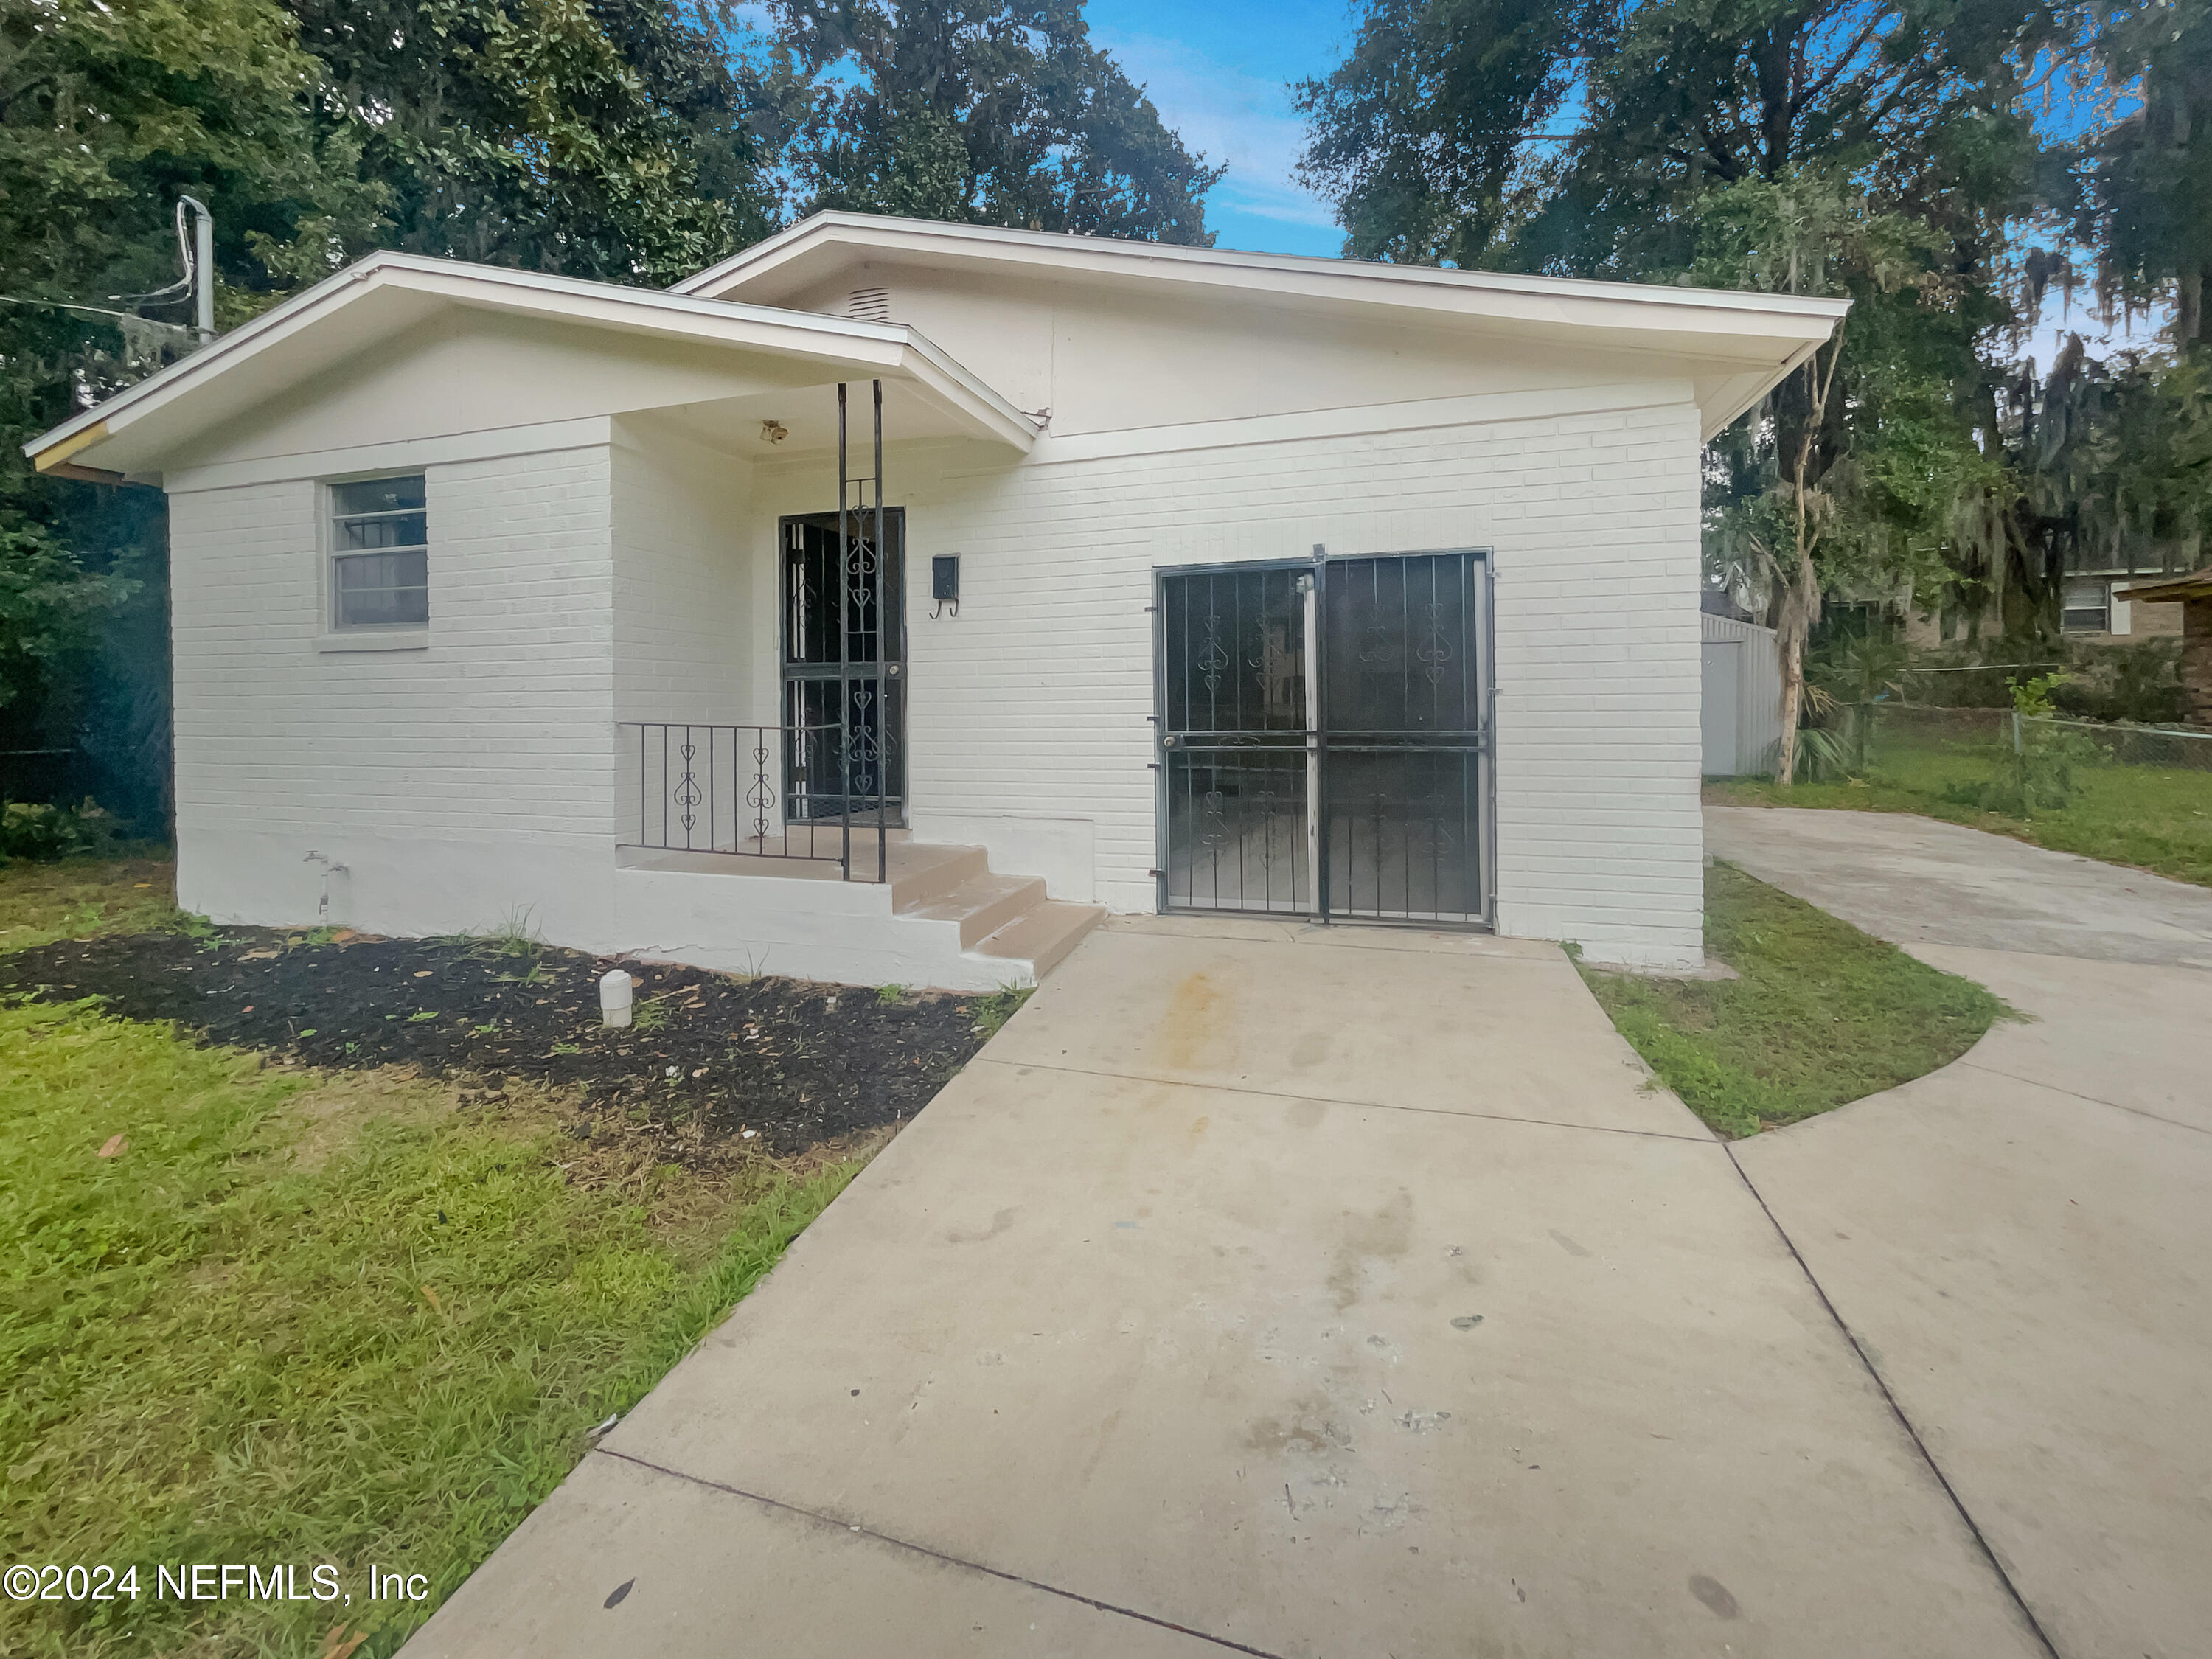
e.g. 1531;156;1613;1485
28;214;1840;984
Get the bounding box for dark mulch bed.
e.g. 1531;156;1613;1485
0;927;1000;1155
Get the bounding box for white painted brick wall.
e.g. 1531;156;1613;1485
748;397;1707;966
170;443;620;934
169;397;1703;967
611;428;750;727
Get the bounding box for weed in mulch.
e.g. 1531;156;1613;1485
0;926;1016;1158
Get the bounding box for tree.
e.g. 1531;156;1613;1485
1294;0;2072;775
289;0;773;284
2076;0;2212;346
0;0;784;827
0;0;385;808
765;0;1222;243
1290;0;1592;268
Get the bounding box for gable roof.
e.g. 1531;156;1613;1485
677;212;1848;440
25;250;1036;481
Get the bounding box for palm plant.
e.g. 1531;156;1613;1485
1802;627;1913;778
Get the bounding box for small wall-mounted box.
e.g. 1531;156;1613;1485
931;554;960;616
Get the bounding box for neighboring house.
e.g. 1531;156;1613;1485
26;212;1840;982
1902;566;2188;649
2115;568;2212;725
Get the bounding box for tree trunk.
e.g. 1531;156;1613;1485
1773;544;1818;785
1772;333;1843;785
1778;655;1804;783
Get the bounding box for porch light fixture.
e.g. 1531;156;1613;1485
760;420;788;445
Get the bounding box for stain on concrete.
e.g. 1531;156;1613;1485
1329;1190;1414;1310
1688;1575;1740;1619
1287;1099;1326;1130
1245;1408;1353;1458
945;1207;1016;1245
1158;970;1224;1070
1549;1229;1593;1258
1290;1031;1329;1069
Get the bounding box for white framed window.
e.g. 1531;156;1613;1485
2060;578;2110;634
329;475;428;630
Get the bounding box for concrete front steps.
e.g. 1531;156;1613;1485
613;830;1103;992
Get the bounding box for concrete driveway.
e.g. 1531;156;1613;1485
405;913;2045;1658
1711;806;2212;1659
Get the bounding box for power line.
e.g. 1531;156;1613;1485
0;293;179;324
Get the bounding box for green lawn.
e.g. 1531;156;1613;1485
1578;862;2010;1138
0;853;181;951
0;859;863;1658
1708;727;2212;887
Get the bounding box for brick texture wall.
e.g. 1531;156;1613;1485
754;397;1706;964
169;442;620;933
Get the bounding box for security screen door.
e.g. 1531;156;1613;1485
1157;552;1492;925
780;509;905;824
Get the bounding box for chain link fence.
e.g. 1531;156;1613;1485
1870;703;2212;775
2027;715;2212;773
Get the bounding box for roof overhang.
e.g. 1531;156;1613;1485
24;251;1037;481
676;212;1849;442
2115;568;2212;604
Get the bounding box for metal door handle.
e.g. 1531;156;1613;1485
885;663;902;678
1161;734;1180;749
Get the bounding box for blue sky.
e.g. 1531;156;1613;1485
1081;0;1352;257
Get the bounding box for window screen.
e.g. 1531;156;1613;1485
331;475;428;628
2059;579;2109;634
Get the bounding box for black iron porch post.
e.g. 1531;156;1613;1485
874;378;887;885
837;383;852;881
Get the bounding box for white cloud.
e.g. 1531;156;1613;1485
1093;30;1340;232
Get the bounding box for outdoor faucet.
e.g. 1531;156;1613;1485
302;851;349;922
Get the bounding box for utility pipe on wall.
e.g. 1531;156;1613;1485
178;195;215;344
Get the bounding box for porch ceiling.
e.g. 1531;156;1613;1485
24;251;1037;484
638;375;1010;460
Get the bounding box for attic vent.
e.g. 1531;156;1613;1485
848;286;891;324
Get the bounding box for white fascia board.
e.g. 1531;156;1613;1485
25;251;1033;472
1696;338;1830;442
675;212;1850;348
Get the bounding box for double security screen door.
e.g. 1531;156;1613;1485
1157;551;1494;925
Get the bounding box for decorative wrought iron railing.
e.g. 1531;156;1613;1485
617;721;895;883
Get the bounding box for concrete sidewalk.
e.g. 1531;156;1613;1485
1713;806;2212;1659
404;914;2042;1658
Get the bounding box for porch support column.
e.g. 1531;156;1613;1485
837;382;851;880
874;378;887;884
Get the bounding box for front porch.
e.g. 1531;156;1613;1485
613;824;1102;992
602;338;1096;990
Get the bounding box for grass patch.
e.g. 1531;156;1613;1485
1576;863;2010;1138
968;981;1034;1040
0;855;180;954
1708;728;2212;887
0;998;863;1658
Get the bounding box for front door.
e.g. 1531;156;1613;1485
781;509;905;824
1157;551;1492;925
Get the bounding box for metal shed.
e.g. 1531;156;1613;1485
1700;613;1783;777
